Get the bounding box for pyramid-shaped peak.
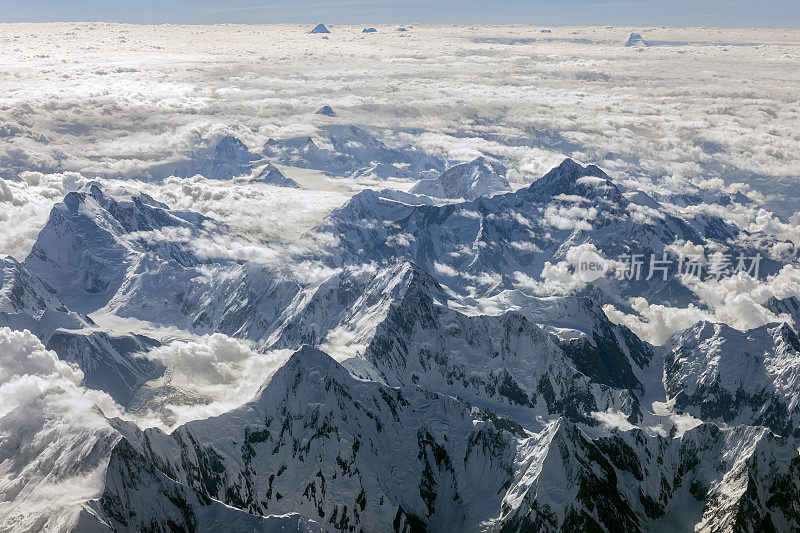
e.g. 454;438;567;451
391;261;445;295
250;162;300;188
625;32;651;47
315;105;335;116
268;345;341;387
551;157;596;175
290;344;337;366
213;135;255;159
214;134;246;150
251;344;349;404
63;183;111;213
528;158;619;200
310;23;330;34
76;180;108;197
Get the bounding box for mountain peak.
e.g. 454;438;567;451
144;135;262;180
553;156;581;172
48;182;185;237
625;32;651;47
777;321;800;350
467;155;505;174
315;105;335;116
410;155;510;200
548;157;605;180
82;180;104;198
249;162;300;187
527;158;623;202
25;183;206;312
72;181;167;211
664;318;800;436
765;295;800;326
213;135;258;162
310;23;330;34
65;181;107;210
262;124;444;178
255;345;346;401
378;261;447;310
288;344;336;367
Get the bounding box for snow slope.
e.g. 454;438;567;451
1;159;799;532
410;156;511;200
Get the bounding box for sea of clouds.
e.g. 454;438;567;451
1;23;799;260
1;22;799;430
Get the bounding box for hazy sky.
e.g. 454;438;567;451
2;0;799;28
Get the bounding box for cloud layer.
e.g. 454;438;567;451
0;23;798;205
0;327;121;531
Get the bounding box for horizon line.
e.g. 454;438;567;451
1;21;799;31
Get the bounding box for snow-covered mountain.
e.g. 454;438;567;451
766;295;800;327
146;135;264;181
0;256;88;340
19;181;301;340
0;255;161;405
0;329;321;533
664;320;800;437
2;158;798;532
625;32;651;47
140;129;445;183
250;162;300;188
263;125;444;179
263;262;649;426
44;330;162;406
410;156;511;200
315;158;769;303
18;181;297;337
24;182;210;313
76;346;800;531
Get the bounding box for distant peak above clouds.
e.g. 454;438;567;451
625;32;651;47
249;162;300;188
144;134;263;181
315;105;335;116
527;157;622;202
263;124;444;179
410;155;510;200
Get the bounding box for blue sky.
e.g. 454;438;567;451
1;0;798;28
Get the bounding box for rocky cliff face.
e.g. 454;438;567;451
80;348;800;532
